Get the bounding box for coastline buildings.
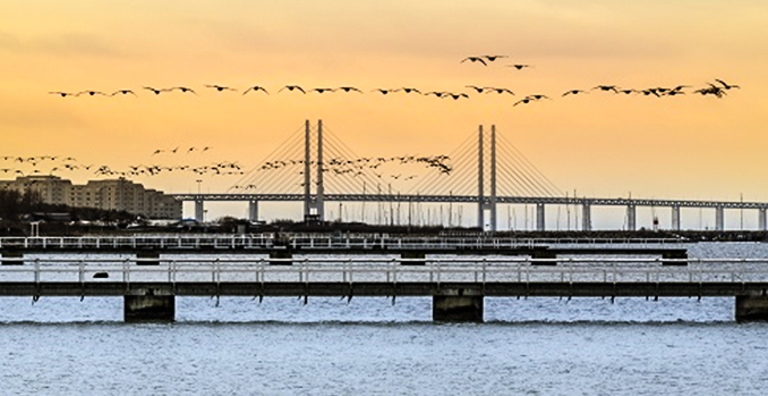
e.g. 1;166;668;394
0;176;181;219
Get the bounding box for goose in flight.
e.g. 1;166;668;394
715;79;740;90
170;86;197;95
461;56;487;66
143;86;168;95
205;84;236;92
484;87;515;95
77;90;108;96
372;88;396;95
396;87;421;94
337;86;362;93
483;55;508;62
111;89;136;96
444;93;469;100
49;92;77;97
562;89;588;96
278;85;306;94
243;85;269;95
312;87;336;94
592;85;619;93
507;64;531;70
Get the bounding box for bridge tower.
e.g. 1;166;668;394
477;125;498;231
303;120;326;221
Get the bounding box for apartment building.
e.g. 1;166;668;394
0;176;181;219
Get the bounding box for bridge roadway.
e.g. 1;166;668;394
1;257;767;323
172;193;768;209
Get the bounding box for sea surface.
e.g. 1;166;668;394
1;242;767;395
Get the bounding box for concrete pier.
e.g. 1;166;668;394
248;200;259;222
194;200;204;222
124;290;175;322
536;203;546;231
735;295;768;323
433;290;484;322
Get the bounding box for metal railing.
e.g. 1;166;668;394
2;257;768;285
0;235;684;250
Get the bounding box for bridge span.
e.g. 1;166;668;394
173;192;768;232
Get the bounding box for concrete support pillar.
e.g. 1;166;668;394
715;206;725;231
124;293;175;322
535;203;546;231
194;200;204;222
248;200;259;222
759;208;767;231
1;251;23;265
736;295;768;323
581;202;592;231
433;291;483;322
671;205;681;231
136;251;159;266
269;251;293;265
626;205;636;231
401;252;426;265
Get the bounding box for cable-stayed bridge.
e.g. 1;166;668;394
173;120;768;231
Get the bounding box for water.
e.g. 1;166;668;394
1;242;768;395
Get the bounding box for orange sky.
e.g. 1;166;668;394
2;1;768;226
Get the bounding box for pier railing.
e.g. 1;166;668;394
0;235;685;251
2;257;768;285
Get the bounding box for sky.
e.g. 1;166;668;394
2;0;767;228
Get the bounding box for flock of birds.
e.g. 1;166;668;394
48;55;739;107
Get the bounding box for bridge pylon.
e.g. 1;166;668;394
477;125;498;231
303;120;325;221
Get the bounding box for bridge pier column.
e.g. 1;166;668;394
124;288;175;322
736;295;768;323
581;202;592;231
248;200;259;222
536;203;546;231
759;208;767;231
671;205;681;231
1;251;23;265
401;252;426;265
433;289;483;322
715;206;725;231
626;205;636;231
194;200;204;222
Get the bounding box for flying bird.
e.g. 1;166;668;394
396;87;421;94
592;85;620;93
507;64;531;70
461;56;487;66
205;84;236;92
562;89;588;96
49;92;76;97
483;55;508;62
77;90;108;97
444;93;469;100
484;87;515;95
312;88;336;94
110;89;136;96
278;85;306;94
243;85;269;95
143;86;168;95
170;86;197;95
715;79;740;90
465;85;486;93
372;88;395;95
337;86;362;93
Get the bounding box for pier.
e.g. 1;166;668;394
2;255;767;323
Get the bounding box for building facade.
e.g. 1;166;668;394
0;176;181;219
